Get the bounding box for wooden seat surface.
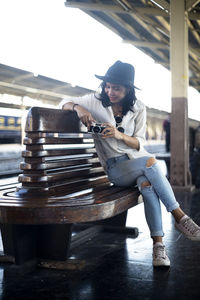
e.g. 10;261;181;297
0;184;139;224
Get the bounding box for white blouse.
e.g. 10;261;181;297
60;93;151;172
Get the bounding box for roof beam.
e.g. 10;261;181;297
187;18;200;61
104;11;168;62
92;0;169;63
87;10;166;64
186;0;200;12
190;47;200;58
189;52;200;69
9;73;35;83
64;1;168;17
52;84;72;92
188;12;200;20
121;1;170;62
153;60;169;67
86;10;167;65
0;102;28;109
189;60;200;80
123;40;168;49
120;0;170;40
65;0;170;42
107;12;144;40
0;81;68;99
65;1;200;20
154;11;200;64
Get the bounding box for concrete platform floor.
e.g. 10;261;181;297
0;189;200;300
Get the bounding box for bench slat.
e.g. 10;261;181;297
19;167;105;183
24;137;94;145
25;143;94;151
20;157;100;170
22;148;96;157
17;176;109;195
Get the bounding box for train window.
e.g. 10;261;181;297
8;117;15;125
0;117;4;125
16;118;21;126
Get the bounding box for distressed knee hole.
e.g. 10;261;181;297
146;157;157;167
141;181;151;188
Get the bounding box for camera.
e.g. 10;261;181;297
88;123;107;134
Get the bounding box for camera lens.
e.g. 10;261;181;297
93;125;101;133
117;127;124;133
115;116;123;123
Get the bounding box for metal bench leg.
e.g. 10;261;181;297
78;211;139;238
0;224;72;264
0;224;37;265
37;224;72;261
97;211;139;237
97;211;128;226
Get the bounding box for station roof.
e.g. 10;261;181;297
65;0;200;93
0;63;93;105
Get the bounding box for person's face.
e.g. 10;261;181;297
104;82;128;104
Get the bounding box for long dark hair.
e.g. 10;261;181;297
95;81;137;115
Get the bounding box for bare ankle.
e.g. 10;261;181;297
171;208;185;223
152;236;163;245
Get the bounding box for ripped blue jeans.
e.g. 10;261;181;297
106;154;180;237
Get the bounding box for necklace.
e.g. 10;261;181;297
112;105;123;117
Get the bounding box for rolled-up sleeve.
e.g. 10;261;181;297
134;105;147;152
59;94;94;110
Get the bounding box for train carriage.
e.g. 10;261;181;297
0;108;22;143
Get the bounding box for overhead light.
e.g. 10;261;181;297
150;0;168;12
115;0;130;12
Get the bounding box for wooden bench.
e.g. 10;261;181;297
0;107;141;271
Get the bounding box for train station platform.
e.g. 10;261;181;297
0;144;22;176
0;141;199;299
0;187;199;299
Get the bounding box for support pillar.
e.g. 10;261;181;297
170;0;192;189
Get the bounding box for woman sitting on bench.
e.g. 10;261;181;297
61;60;200;267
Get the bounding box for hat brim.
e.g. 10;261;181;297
95;74;140;90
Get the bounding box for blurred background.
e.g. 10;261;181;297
0;0;199;177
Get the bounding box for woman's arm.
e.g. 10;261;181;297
62;102;96;129
120;134;140;150
133;105;147;149
101;124;140;150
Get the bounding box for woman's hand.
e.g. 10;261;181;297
75;105;96;129
101;123;124;140
101;122;140;150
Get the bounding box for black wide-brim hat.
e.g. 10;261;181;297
95;60;140;89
